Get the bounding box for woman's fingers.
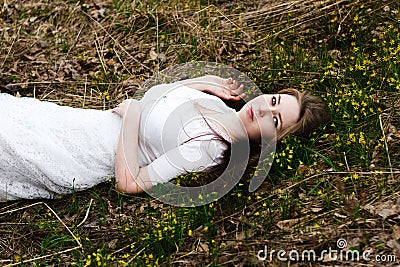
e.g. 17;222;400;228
111;106;121;115
111;101;126;116
234;84;244;94
224;78;242;90
233;79;238;89
218;77;245;101
229;84;244;96
230;92;246;101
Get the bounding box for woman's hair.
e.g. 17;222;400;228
276;88;330;140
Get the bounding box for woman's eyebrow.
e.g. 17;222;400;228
278;94;281;105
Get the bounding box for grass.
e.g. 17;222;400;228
0;0;400;266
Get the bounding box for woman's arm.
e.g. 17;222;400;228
174;75;245;101
112;100;152;194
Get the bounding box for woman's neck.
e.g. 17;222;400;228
205;112;248;143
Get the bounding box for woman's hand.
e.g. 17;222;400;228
175;75;245;101
203;76;245;101
111;99;140;118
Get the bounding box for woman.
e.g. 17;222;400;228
0;75;327;201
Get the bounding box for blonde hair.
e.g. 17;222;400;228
277;88;329;140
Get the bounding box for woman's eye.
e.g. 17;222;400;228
273;117;278;128
272;96;276;106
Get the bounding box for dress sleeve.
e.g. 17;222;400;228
146;138;227;185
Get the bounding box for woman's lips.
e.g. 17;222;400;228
248;106;254;121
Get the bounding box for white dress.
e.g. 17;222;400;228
0;84;232;201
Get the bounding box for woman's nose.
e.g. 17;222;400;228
259;106;275;117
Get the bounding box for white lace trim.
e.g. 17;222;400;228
199;119;232;143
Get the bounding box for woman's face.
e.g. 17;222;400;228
237;94;301;142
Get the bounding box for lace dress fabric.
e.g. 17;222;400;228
0;93;121;200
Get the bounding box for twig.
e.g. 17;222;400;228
379;114;394;180
343;151;350;171
112;46;132;76
337;4;354;35
0;26;20;69
0;202;43;216
110;242;134;256
0;202;20;213
83;76;87;108
125;246;146;264
94;33;108;77
76;198;93;228
155;9;160;73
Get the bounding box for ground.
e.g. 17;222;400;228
0;0;400;266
